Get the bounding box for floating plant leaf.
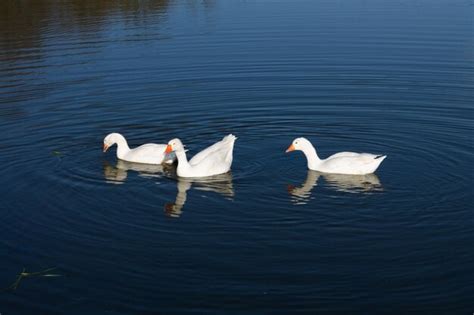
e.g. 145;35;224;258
2;267;62;292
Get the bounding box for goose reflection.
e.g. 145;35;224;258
288;170;382;205
103;160;233;218
103;160;168;184
165;173;234;218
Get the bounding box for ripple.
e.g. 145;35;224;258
0;0;472;313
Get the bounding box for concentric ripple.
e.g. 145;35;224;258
0;0;472;314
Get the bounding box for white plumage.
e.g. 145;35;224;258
103;133;175;164
165;134;237;178
286;137;386;175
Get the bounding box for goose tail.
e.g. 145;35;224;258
223;134;237;142
223;134;237;165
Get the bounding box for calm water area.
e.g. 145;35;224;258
0;0;473;313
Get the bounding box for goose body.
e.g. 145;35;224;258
165;134;236;178
286;137;386;175
103;133;175;164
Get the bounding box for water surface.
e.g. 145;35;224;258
0;0;473;314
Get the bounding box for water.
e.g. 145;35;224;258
0;0;472;313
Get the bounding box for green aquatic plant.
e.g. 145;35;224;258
2;267;61;292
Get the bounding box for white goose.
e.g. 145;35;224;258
103;133;175;164
165;134;237;178
286;137;386;175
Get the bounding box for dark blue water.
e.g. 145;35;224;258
1;0;473;313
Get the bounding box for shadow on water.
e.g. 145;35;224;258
288;170;383;205
0;0;172;46
0;0;220;56
0;0;175;119
0;0;173;71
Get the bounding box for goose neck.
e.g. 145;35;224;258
115;135;130;159
175;149;190;171
302;144;321;170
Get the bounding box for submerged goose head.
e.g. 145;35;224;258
285;137;313;153
165;138;185;153
103;133;126;153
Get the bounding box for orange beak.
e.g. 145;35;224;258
165;144;173;154
285;144;295;153
103;143;109;153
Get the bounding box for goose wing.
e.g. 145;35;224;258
125;143;168;164
189;134;236;166
327;151;360;159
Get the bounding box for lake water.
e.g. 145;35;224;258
0;0;472;313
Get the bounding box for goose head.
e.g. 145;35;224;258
103;133;124;153
165;138;185;153
285;137;313;153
